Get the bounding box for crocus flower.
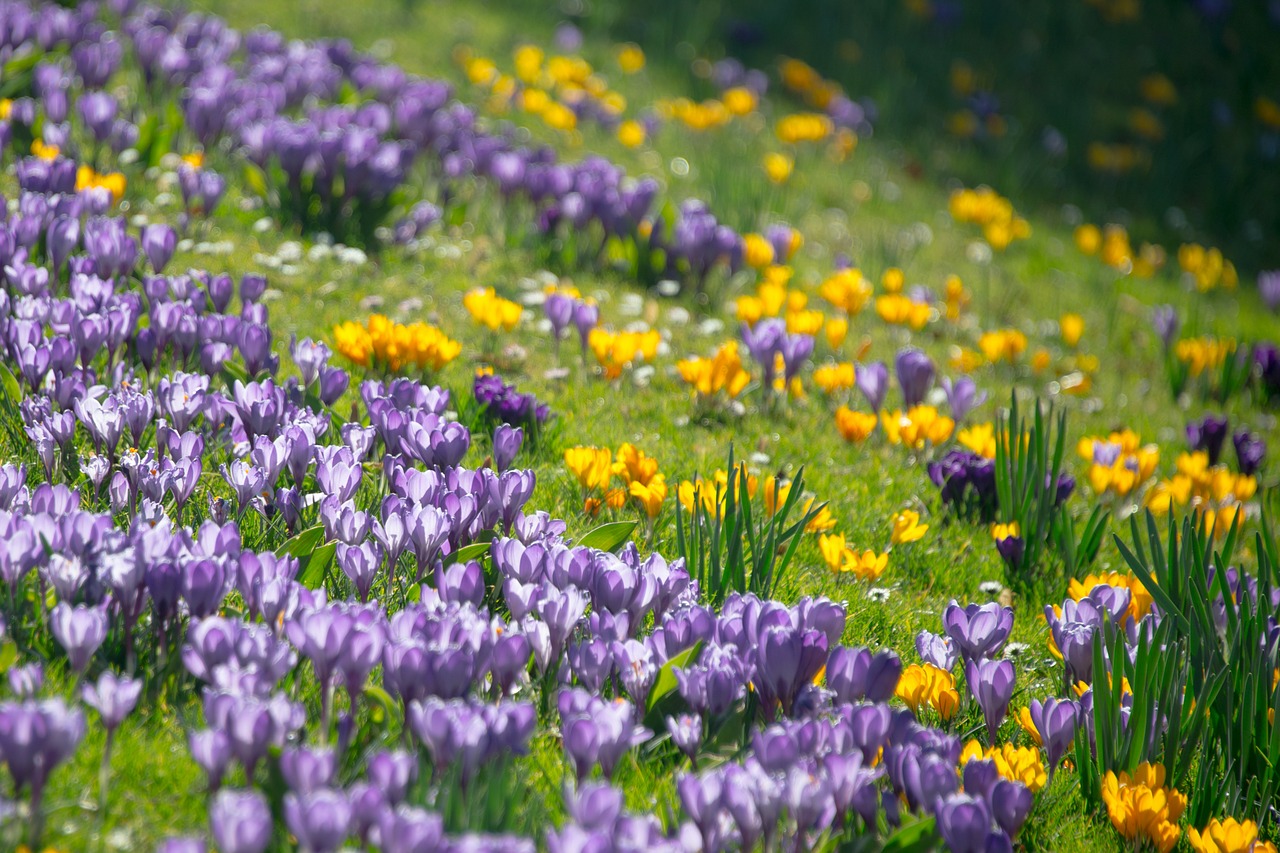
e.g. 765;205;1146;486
1260;270;1280;313
142;223;177;273
81;671;141;733
51;602;108;674
1028;697;1078;780
942;601;1013;664
941;376;987;422
1186;414;1229;465
1233;428;1266;476
666;714;702;763
1151;305;1179;351
894;349;935;407
210;789;273;853
966;657;1016;743
493;424;524;473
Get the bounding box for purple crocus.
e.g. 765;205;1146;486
1187;414;1229;465
894;349;935;408
51;602;108;674
1029;697;1078;780
1152;305;1179;351
210;789;273;853
81;671;141;733
142;224;177;274
1234;428;1266;476
666;714;702;763
966;657;1016;743
1260;270;1280;313
856;361;890;412
941;601;1014;664
493;424;523;473
941;376;987;422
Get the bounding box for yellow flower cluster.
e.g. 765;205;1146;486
1175;336;1236;378
779;58;845;110
677;465;758;516
677;342;751;400
1139;73;1178;106
736;266;812;327
332;315;461;373
881;406;955;449
1074;223;1166;277
565;443;667;519
775;112;834;144
1068;572;1153;624
1146;452;1256;539
948;187;1031;250
977;328;1028;364
1101;763;1185;853
1078;431;1160;498
895;664;959;720
75;165;127;203
587;328;661;380
820;268;874;315
960;740;1049;793
944;275;971;320
958;423;997;458
1178;243;1238;292
742;233;776;269
819;533;887;580
463;287;523;332
1188;818;1277;853
835;406;878;443
1087;142;1150;174
814;363;855;395
875;293;931;329
660;98;733;132
30;139;60;160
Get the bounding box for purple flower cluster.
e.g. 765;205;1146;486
473;373;550;428
929;449;998;522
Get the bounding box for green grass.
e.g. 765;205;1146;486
7;0;1277;849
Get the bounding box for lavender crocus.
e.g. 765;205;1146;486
493;424;523;473
966;657;1016;743
1029;697;1078;780
1259;269;1280;312
142;224;177;274
51;602;108;674
81;671;141;733
941;376;987;422
1234;428;1266;476
856;361;890;412
1187;414;1229;465
210;789;273;853
941;601;1014;664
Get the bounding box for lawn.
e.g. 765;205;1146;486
0;0;1276;850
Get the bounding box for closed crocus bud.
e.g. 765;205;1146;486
210;789;273;853
990;779;1033;840
1029;697;1078;781
189;728;231;790
8;663;43;698
47;216;79;273
142;223;177;273
572;301;599;350
377;804;444;853
366;750;417;806
666;713;702;762
855;361;889;412
493;424;523;473
240;273;267;304
280;746;337;796
1151;305;1179;351
965;657;1016;743
995;534;1025;572
82;670;141;733
285;788;352;853
1186;414;1229;465
936;793;997;853
1234;429;1266;476
51;601;108;674
894;348;935;408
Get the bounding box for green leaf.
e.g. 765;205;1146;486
0;641;17;675
242;163;270;199
0;363;23;404
448;541;491;566
277;525;325;558
881;816;938;853
576;520;637;553
297;541;336;590
645;642;702;717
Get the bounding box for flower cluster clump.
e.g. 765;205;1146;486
333;315;462;373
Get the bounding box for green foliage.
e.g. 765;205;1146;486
674;447;825;606
1110;509;1280;828
993;392;1071;581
